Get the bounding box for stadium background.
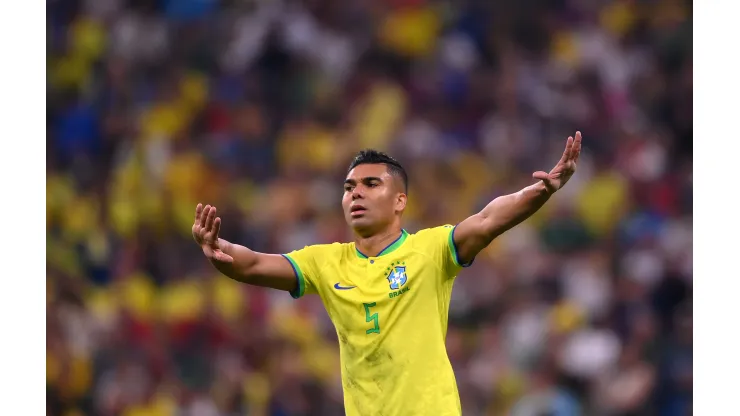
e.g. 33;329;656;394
46;0;692;415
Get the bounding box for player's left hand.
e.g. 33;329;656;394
532;131;582;193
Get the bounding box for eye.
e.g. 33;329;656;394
368;182;378;188
344;185;354;192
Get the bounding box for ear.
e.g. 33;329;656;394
395;193;407;212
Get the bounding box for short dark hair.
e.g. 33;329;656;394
348;149;408;193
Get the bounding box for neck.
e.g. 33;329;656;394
355;226;403;257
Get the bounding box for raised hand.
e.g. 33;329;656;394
532;131;583;193
192;203;234;263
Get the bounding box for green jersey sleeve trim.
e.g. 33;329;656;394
282;254;306;299
448;225;474;268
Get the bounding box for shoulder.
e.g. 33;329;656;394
408;224;470;271
286;241;353;268
317;241;352;257
293;241;348;254
408;225;455;245
412;225;455;234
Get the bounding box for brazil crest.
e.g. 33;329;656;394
387;265;408;290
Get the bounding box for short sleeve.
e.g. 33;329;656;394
416;225;474;279
282;245;324;299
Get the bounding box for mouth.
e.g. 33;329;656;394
350;205;367;217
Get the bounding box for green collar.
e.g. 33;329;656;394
355;230;408;259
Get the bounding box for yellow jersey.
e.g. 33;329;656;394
283;225;470;416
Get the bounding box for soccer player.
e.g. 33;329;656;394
192;132;583;415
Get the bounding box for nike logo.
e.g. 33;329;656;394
334;283;357;290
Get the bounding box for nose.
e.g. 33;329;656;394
352;186;364;200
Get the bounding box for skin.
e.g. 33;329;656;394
192;132;583;292
342;163;407;255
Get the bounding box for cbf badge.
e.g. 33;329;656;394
387;265;408;290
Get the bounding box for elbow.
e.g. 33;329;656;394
481;218;504;242
477;208;504;240
465;213;500;248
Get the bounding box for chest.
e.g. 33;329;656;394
317;252;442;336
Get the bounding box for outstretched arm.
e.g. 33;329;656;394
192;204;297;292
453;132;583;265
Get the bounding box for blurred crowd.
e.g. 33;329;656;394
46;0;692;415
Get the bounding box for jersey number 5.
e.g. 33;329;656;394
364;302;380;334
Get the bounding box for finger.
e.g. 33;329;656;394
213;217;222;240
569;134;579;161
559;136;574;163
568;134;579;161
205;206;216;231
200;205;211;228
574;131;582;163
194;203;203;224
532;171;550;181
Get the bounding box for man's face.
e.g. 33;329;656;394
342;163;406;235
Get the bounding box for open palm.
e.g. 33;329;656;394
533;131;582;193
192;203;234;263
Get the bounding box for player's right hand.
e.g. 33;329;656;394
192;203;234;263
